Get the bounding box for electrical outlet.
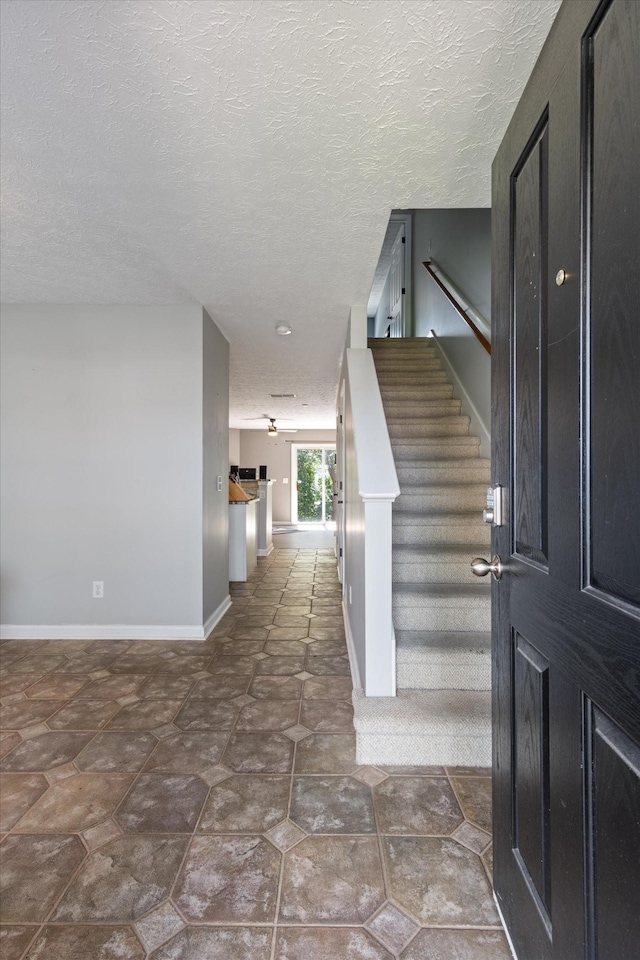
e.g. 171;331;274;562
217;476;223;492
93;581;104;599
283;477;289;484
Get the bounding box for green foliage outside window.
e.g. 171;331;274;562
297;448;322;521
296;448;336;522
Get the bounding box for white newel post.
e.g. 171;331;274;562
363;498;396;696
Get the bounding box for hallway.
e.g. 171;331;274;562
0;548;508;959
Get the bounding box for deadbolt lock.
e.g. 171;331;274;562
483;486;504;526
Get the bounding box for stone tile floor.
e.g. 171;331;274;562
0;548;510;959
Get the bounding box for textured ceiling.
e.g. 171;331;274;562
1;0;560;428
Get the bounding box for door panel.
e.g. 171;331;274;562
587;0;640;607
589;708;640;960
513;123;549;566
513;634;551;920
492;2;640;958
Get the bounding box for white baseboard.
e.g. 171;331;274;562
342;596;362;691
202;593;233;640
257;543;274;557
1;594;233;641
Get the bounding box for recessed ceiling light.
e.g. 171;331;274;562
276;324;292;336
270;393;296;398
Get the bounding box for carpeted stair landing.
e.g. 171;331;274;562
353;338;492;766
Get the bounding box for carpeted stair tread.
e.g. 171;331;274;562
353;689;491;765
396;631;491;690
379;383;454;397
387;417;471;438
394;485;490;513
393;508;487;525
392;543;491;564
393;582;490;607
396;459;490;483
391;443;481;461
396;629;491;656
383;400;463;418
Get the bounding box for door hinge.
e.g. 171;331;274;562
339;547;343;557
401;236;405;243
402;288;405;295
339;414;343;424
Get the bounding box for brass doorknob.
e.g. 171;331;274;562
471;556;503;581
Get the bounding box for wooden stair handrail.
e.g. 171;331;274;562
423;260;491;355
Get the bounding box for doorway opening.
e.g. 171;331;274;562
291;444;337;526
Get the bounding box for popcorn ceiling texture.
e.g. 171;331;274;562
1;0;560;428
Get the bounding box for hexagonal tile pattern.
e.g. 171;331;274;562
0;834;86;921
149;927;273;959
116;775;208;833
373;776;463;836
173;836;280;923
23;925;146;960
279;836;384;924
382;836;500;926
290;776;376;834
53;835;189;922
198;774;290;834
12;773;132;833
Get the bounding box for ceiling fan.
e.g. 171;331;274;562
243;415;297;435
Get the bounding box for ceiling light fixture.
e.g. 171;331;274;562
268;418;278;437
275;324;292;336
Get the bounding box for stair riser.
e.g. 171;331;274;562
393;561;482;584
397;465;490;484
374;364;443;374
373;354;440;363
397;660;491;690
380;388;454;402
382;403;462;419
393;605;491;632
369;345;436;353
377;372;449;384
393;525;490;546
387;419;470;438
395;489;487;512
391;443;480;460
356;733;491;767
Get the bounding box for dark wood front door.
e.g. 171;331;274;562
491;2;640;958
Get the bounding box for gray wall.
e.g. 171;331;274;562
239;429;336;523
202;309;230;627
412;208;491;448
0;303;228;634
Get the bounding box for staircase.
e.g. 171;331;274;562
353;337;492;766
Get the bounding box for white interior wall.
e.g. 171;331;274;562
239;429;336;523
0;303;229;638
228;428;241;468
202;309;231;630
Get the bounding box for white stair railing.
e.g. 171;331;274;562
341;347;400;697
